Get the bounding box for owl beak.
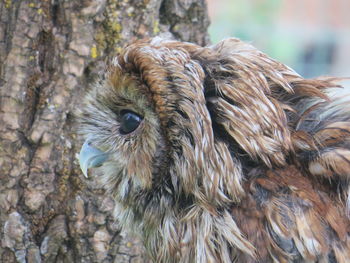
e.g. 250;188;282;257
79;139;109;178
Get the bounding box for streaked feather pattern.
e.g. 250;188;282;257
79;37;350;262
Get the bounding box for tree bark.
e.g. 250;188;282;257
0;1;209;262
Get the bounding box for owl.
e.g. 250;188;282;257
79;37;350;262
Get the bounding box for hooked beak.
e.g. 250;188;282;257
79;139;109;178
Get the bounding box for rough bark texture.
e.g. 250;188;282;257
0;1;209;262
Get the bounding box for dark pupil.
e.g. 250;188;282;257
120;111;142;134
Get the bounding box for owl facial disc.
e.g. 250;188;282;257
79;139;109;178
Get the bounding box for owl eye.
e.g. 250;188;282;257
119;110;143;135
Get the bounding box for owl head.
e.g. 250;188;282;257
78;37;336;227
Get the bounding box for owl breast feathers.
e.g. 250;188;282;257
79;38;350;262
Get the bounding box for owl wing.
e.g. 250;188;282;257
291;91;350;205
194;38;350;208
190;39;350;261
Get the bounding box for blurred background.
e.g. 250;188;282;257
207;0;350;84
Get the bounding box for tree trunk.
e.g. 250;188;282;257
0;1;209;262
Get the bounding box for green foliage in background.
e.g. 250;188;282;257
208;0;337;78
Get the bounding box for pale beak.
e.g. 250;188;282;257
79;139;109;178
